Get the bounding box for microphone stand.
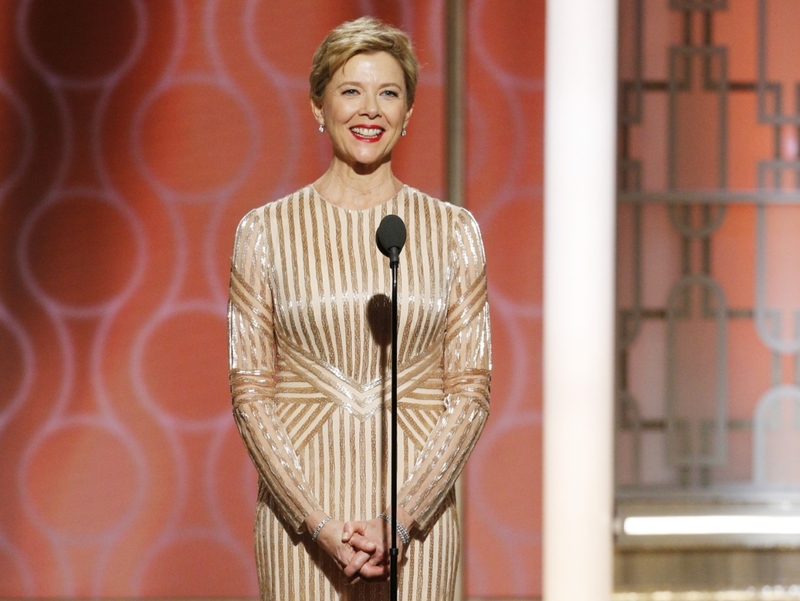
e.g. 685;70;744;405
376;214;406;601
389;246;400;601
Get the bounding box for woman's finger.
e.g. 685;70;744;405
343;549;372;580
348;532;377;553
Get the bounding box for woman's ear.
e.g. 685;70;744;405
403;105;414;130
310;98;324;128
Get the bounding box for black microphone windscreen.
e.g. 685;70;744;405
376;215;407;258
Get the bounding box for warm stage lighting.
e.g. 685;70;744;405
623;515;800;536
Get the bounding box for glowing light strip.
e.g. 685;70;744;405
612;591;800;601
623;515;800;536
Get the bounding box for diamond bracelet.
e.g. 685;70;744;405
378;513;411;546
311;515;332;542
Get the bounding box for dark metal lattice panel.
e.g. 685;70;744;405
617;0;800;499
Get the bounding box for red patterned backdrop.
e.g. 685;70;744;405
0;0;543;597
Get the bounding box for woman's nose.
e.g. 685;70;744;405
360;93;380;117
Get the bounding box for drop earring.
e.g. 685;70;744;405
318;124;325;133
401;127;407;137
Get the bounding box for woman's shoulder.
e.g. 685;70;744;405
242;186;314;218
233;188;312;240
403;186;481;229
266;186;313;211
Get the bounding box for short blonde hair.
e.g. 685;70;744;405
310;16;419;109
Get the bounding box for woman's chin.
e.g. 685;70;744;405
345;153;393;173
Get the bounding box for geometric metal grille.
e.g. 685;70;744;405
616;0;800;493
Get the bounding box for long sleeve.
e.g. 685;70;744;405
228;208;323;533
397;208;491;529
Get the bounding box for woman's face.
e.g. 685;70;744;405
312;51;413;170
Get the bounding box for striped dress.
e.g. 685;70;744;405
228;185;491;601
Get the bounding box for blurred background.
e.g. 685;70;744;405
0;0;542;598
616;0;800;597
3;0;800;599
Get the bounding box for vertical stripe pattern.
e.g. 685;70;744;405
228;186;491;600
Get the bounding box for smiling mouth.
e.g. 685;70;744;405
350;126;384;141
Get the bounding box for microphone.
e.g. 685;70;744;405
376;214;407;266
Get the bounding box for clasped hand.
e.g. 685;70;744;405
311;515;407;584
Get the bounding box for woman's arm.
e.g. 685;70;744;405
228;208;324;532
395;207;492;531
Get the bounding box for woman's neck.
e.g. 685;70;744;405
313;161;403;210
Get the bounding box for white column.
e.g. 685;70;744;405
543;1;618;600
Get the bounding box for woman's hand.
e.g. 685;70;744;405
342;508;415;581
305;512;377;583
341;518;393;581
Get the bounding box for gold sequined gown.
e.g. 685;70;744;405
228;185;491;601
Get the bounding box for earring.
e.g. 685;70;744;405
401;127;407;137
318;124;324;133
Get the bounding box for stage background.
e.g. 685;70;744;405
0;0;543;598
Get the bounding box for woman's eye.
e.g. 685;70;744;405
342;89;358;96
382;90;399;98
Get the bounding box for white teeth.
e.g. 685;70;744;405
351;127;382;137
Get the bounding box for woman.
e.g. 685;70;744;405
228;16;491;600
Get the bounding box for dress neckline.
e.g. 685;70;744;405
308;184;407;213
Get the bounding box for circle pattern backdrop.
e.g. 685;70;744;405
0;0;543;597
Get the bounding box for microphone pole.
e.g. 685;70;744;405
389;244;399;601
376;215;406;601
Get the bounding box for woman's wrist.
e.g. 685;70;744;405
381;506;415;532
311;515;332;541
378;513;410;546
304;510;331;537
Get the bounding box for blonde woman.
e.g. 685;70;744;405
228;16;491;600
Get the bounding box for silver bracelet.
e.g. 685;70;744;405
311;516;332;542
379;513;411;546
